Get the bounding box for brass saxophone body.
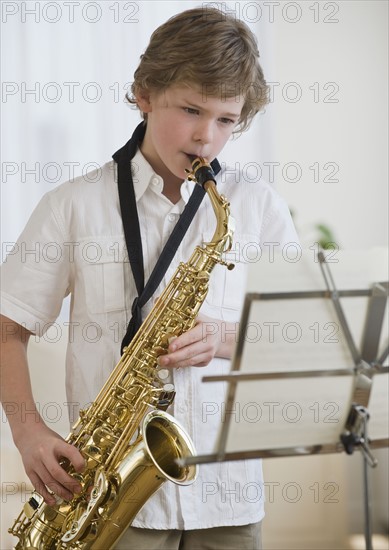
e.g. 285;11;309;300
9;157;234;549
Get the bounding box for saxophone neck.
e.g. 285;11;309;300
203;180;235;258
188;156;235;263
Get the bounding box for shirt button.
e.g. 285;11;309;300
168;214;176;222
151;177;159;186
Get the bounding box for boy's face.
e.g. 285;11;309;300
137;84;244;187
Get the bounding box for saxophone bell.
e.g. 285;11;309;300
59;410;197;549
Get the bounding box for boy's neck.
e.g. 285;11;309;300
161;180;183;204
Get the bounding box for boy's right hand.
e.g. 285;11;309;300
0;316;85;505
15;422;85;505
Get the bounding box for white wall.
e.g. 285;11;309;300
267;0;388;249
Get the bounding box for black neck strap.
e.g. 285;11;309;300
112;122;220;353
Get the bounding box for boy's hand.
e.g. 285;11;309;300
15;423;85;505
157;314;238;369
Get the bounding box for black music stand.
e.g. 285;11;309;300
180;249;389;550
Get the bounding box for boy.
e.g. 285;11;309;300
1;7;298;550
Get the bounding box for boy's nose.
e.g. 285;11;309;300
193;121;213;145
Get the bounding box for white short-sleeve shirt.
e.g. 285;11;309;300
1;149;299;530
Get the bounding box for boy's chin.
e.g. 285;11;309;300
169;164;189;182
176;155;194;178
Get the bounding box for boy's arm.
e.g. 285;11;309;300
0;315;85;505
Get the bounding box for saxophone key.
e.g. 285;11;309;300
42;505;59;522
153;345;166;356
113;404;129;425
156;368;170;381
92;426;118;448
23;496;41;519
83;444;103;469
155;367;175;394
157;388;176;410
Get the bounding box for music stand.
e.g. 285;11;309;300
180;249;388;550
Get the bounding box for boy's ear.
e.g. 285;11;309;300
136;90;153;113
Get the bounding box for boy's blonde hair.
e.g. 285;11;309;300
128;6;269;132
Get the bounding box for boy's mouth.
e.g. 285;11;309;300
184;152;209;163
184;152;198;162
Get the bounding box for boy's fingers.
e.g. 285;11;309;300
59;441;85;473
169;325;201;351
30;466;74;503
160;342;205;367
168;351;210;369
47;459;82;494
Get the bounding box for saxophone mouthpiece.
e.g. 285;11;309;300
184;155;199;182
185;156;216;188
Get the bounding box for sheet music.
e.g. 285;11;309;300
247;248;388;293
239;298;355;374
246;247;389;366
223;376;355;452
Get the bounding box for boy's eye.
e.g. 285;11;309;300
182;107;237;126
183;107;199;115
219;117;235;125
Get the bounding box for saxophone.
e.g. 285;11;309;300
9;157;235;549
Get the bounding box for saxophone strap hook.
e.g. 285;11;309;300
121;297;142;353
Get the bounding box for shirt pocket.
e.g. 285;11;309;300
83;260;126;314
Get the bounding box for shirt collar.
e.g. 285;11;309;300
131;148;195;205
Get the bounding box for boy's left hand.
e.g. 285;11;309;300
157;314;237;368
